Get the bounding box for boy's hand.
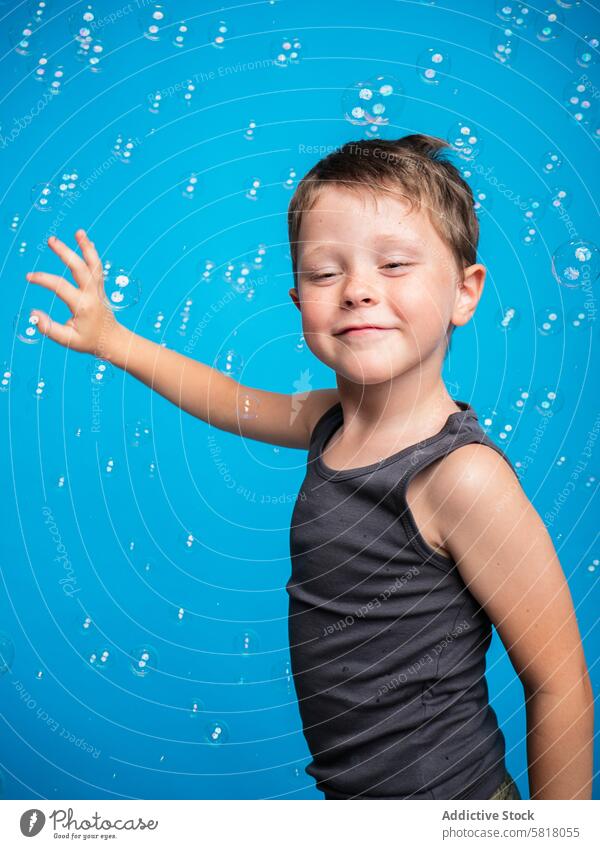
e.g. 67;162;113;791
26;229;120;357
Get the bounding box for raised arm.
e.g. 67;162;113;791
27;230;339;449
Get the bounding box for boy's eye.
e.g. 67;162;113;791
382;262;412;269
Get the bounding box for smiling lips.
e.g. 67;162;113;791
335;325;395;336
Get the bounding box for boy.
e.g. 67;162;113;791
26;134;593;800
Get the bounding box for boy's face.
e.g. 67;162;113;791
289;185;485;385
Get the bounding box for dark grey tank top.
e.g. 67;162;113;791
286;399;520;800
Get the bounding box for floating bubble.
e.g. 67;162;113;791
575;34;598;68
103;267;141;310
87;358;113;386
30;375;49;400
520;225;538;245
215;349;243;379
564;77;595;124
130;645;157;677
149;309;166;335
555;0;580;7
0;363;14;393
9;212;21;232
68;4;96;43
556;455;567;467
238;392;261;420
495;2;531;28
177;298;193;336
496;307;520;330
81;616;92;632
567;307;590;330
243;119;257;141
0;633;15;675
541;151;561;174
113;134;138;163
18;242;27;256
551;239;600;287
536;307;561;336
210;20;228;48
181;172;199;199
282;166;298;190
250;244;267;269
89;648;111;669
549;187;570;210
472;185;491;215
11;20;36;55
15;311;41;344
233;630;260;654
103;457;116;476
491;27;518;64
148;90;162;113
31;0;47;24
537;9;562;42
270;660;294;695
31;182;55;212
205;720;229;744
172;21;189;49
480;407;514;443
245;177;261;200
447;120;481;160
199;259;216;283
189;698;204;718
417;48;451;84
273;35;302;67
509;387;530;414
587;559;599;574
183;531;197;552
534;386;562;415
139;3;167;41
181;79;197;106
57;171;79;198
522;196;544;223
86;39;105;73
343;75;401;127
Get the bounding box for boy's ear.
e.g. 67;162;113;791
289;287;302;312
452;263;486;328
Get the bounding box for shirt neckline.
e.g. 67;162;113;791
314;400;477;481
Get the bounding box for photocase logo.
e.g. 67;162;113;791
20;809;46;836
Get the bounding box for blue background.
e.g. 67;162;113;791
0;0;598;800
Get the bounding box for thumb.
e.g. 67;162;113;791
30;310;78;349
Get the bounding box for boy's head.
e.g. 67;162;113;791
287;134;486;386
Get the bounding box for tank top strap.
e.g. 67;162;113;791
307;401;343;463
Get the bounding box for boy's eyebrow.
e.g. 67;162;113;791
300;234;423;261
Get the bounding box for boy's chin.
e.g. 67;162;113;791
334;361;403;386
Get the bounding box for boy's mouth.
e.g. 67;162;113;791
334;324;395;336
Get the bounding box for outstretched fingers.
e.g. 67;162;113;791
75;229;103;281
47;234;93;289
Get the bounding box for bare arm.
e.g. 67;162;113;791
428;444;594;799
27;230;339;449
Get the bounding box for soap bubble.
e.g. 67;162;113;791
541;151;561;174
551;240;600;288
537;9;563;42
172;21;189;49
0;633;15;675
15;311;41;344
522;196;544;223
567;307;589;330
520;225;538;245
181;172;200;199
0;363;14;393
534;386;562;415
509;387;530;414
564;77;594;124
479;407;514;443
417;48;451;84
205;720;229;744
536;307;562;336
273;35;302;67
31;182;55;212
233;629;260;654
215;349;243;379
238;392;261;420
495;2;531;28
89;648;111;670
199;259;216;283
492;27;518;64
282;166;298;190
103;267;141;310
447;120;481;160
210;20;228;48
472;185;491;216
549;187;570;210
246;177;261;200
139;3;167;41
130;645;158;677
11;20;36;55
343;75;401;127
87;358;114;385
496;306;519;331
575;34;598;68
189;698;204;718
244;119;257;141
113;134;138;163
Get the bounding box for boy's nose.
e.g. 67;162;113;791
340;271;380;306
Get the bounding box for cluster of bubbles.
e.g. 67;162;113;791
550;187;569;210
183;532;196;552
102;264;141;310
181;79;197;106
273;35;302;67
68;5;105;72
210;20;229;48
282;166;298;190
103;457;116;476
11;20;36;55
30;376;49;401
552;239;599;288
126;418;152;448
534;387;562;415
58;171;79;198
494;2;564;41
31;182;54;211
537;308;561;336
541;151;561;175
89;649;110;668
0;364;14;393
33;54;65;91
447;121;482;160
343;75;401;137
417;48;451;84
246;177;261;200
206;720;228;744
480;408;515;444
18;241;28;256
491;27;517;65
199;259;216;283
177;299;193;336
148;90;162;114
564;77;594;124
148;309;166;336
587;558;599;575
233;630;260;654
15;312;41;344
113;134;138;163
9;213;21;232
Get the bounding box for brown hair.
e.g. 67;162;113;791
287;134;480;350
